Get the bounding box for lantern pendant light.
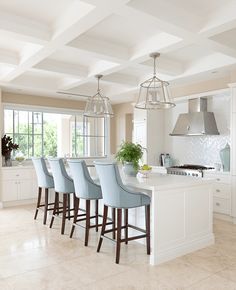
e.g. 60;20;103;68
135;52;176;110
84;74;114;118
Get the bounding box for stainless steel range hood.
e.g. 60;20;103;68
170;98;220;136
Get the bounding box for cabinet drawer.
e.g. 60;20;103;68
214;175;231;184
204;173;231;184
2;169;32;180
213;197;230;215
213;184;231;199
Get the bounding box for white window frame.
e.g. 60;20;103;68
3;103;110;158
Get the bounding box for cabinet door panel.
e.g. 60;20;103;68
2;180;18;201
18;180;33;200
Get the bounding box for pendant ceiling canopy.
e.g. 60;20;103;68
84;75;114;118
135;52;176;110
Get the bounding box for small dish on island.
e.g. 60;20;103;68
138;164;152;178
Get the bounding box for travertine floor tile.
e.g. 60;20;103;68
186;274;236;290
1;205;236;290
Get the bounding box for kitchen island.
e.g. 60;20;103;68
123;173;214;265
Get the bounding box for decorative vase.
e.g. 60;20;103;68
123;162;137;176
220;143;230;172
4;153;12;167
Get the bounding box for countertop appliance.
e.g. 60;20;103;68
159;153;172;167
170;98;220;136
167;164;214;177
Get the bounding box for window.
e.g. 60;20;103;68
4;108;107;158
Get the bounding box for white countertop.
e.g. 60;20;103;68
123;172;214;191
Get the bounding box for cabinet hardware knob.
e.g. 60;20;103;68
216;189;220;192
216;202;220;206
216;178;220;181
16;174;19;176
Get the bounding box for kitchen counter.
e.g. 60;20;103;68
122;172;214;265
124;172;213;191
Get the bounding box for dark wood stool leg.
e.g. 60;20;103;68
70;194;79;238
56;192;60;215
97;205;108;252
43;188;49;225
68;195;71;220
145;204;151;255
95;200;99;232
116;208;122;264
61;193;67;235
34;187;42;220
85;200;91;246
124;209;128;245
112;208;116;239
50;192;59;228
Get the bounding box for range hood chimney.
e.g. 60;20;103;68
170;98;220;136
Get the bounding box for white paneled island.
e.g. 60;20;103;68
123;173;214;265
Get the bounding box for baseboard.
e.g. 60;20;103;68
150;234;215;266
2;198;37;208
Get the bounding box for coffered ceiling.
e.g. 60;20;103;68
0;0;236;103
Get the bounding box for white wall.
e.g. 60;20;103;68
164;94;231;166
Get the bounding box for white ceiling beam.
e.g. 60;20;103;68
1;0;130;83
61;35;185;90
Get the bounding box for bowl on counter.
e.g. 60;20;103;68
138;169;152;178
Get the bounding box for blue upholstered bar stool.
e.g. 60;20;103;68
32;157;54;225
68;159;104;246
49;158;75;235
94;161;151;264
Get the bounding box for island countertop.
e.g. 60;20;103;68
123;172;214;191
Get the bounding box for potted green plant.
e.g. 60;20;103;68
116;141;143;176
1;135;19;167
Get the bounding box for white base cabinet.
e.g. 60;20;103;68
1;167;38;205
204;172;231;216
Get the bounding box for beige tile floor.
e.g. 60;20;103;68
1;205;236;290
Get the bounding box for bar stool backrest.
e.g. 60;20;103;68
32;157;54;188
48;158;74;193
68;159;102;200
94;161;126;208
